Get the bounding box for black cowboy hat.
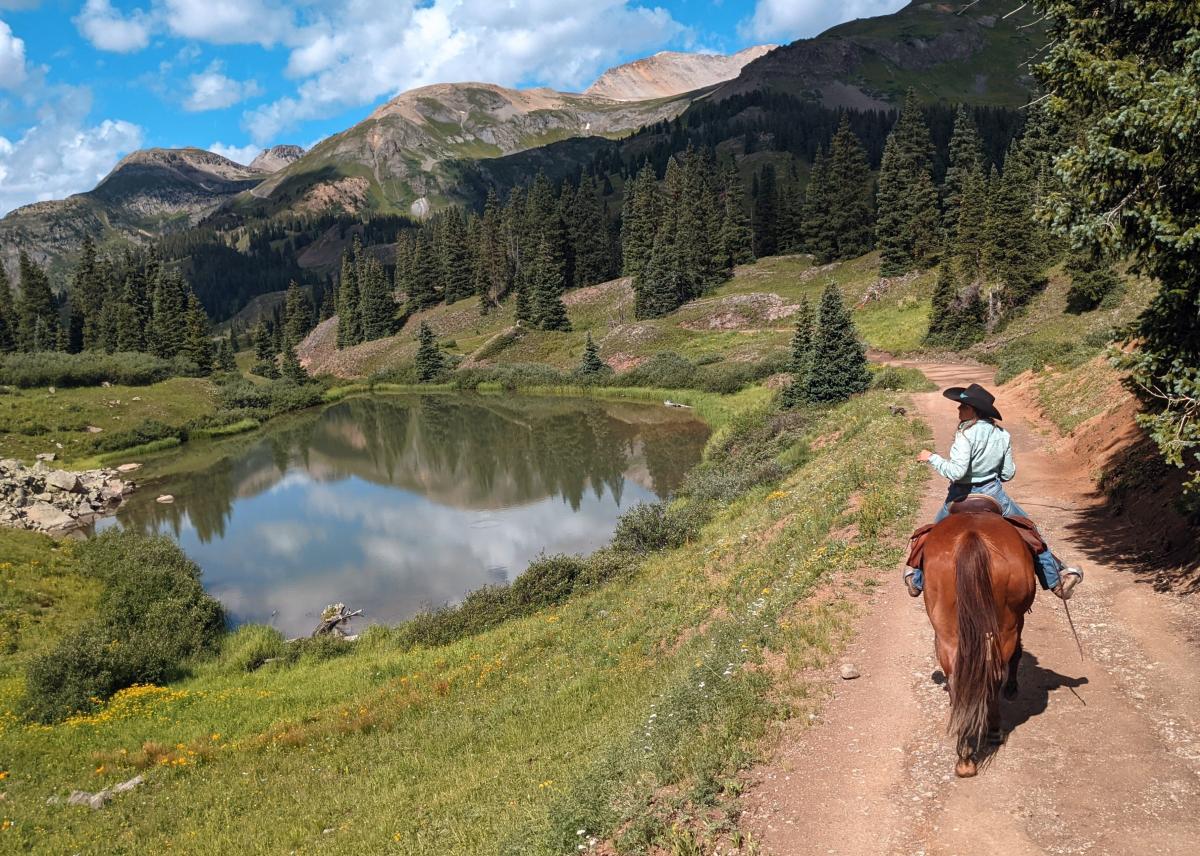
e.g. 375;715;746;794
942;383;1003;421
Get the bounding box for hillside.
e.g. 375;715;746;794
715;0;1045;108
585;46;775;101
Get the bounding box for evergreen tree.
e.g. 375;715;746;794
280;344;309;384
359;257;396;341
780;295;815;408
477;189;512;312
407;232;441;313
440;208;474;303
215;337;238;373
752;164;779;258
875;90;940;276
414;321;445;383
513;280;533;325
635;226;683;319
568;175;612;287
943;106;985;243
953;165;989;281
182;291;214;372
924;260;959;345
252;320;275;362
16;251;58;352
824;117;874;261
1064;251;1121;314
283;281;314;347
529;239;571;332
149;269;188;359
621;163;658;279
800;150;835;261
578;332;607;376
982;152;1042;315
806;283;871;403
336;246;361;347
73;234;109;351
718;161;754;269
0;264;16;353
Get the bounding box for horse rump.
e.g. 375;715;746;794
949;530;1006;753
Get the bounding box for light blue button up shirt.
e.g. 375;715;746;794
928;419;1015;485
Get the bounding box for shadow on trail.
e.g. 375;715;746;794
1065;434;1199;594
933;651;1088;766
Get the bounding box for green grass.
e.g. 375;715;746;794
0;389;927;854
0;378;215;465
191;418;261;439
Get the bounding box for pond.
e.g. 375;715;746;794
103;393;709;637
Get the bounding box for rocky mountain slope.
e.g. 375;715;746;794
0;148;278;280
584;46;775;101
249;145;307;173
714;0;1043;109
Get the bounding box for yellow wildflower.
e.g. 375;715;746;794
538;780;554;789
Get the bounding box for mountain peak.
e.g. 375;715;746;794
250;145;307;173
584;45;776;101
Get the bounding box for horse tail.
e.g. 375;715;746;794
949;531;1005;751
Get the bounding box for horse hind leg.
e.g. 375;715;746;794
1002;640;1021;700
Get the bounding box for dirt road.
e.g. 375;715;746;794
741;360;1200;855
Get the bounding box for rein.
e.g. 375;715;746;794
1061;597;1085;661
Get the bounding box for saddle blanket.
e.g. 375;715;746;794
906;515;1047;571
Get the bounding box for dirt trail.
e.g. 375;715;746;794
741;359;1200;855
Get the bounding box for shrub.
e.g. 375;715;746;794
219;624;286;672
452;363;567;391
510;554;587;609
22;531;225;722
611;501;705;554
870;365;934;391
612;352;698;389
0;351;173;388
91;419;183;452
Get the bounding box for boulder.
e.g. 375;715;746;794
35;452;56;462
839;663;861;680
45;470;83;493
156;494;174;504
25;502;75;530
116;463;142;473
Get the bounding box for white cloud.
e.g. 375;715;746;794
243;0;687;143
738;0;907;42
209;140;261;164
74;0;153;53
183;60;262;111
162;0;296;48
0;19;27;88
0;85;143;215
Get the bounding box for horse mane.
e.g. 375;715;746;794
949;530;1006;752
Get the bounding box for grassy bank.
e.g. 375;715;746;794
0;386;927;853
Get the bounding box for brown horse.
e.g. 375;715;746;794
921;510;1037;777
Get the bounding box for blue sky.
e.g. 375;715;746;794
0;1;905;215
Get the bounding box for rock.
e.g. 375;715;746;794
112;774;144;794
67;789;112;810
25;502;75;530
840;663;861;680
85;425;104;434
116;463;142;473
156;494;174;504
131;396;142;402
101;381;112;388
35;452;56;462
45;470;83;493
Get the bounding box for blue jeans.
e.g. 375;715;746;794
909;480;1070;592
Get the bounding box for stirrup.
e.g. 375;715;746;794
903;570;921;598
1053;568;1082;600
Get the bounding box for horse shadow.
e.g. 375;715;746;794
933;650;1088;764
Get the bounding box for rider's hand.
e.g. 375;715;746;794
917;450;933;463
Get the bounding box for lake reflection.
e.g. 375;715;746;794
108;394;708;636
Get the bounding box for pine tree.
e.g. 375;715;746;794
875;91;940;276
283;281;314;348
578;332;607;376
806;283;871;403
215;338;238;373
924;260;958;346
440;208;474;303
407;232;440;313
149;269;188;359
752;164;779;258
513;280;533;325
718;161;754;269
1064;251;1121;314
825;116;875;261
182;291;214;373
336;246;361;348
252;320;274;362
621;163;658;279
635;226;683;319
569;175;613;287
780;295;816;408
16;251;59;352
953;165;988;281
529;238;571;332
943;106;985;243
280;344;309;384
982;152;1042;314
414;321;445;383
73;235;109;351
800;150;835;261
358;257;395;341
0;264;16;353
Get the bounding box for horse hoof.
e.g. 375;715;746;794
955;759;978;778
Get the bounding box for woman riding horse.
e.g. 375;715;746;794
904;383;1083;600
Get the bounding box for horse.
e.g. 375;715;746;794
920;507;1037;777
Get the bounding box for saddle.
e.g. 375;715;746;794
905;498;1047;571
